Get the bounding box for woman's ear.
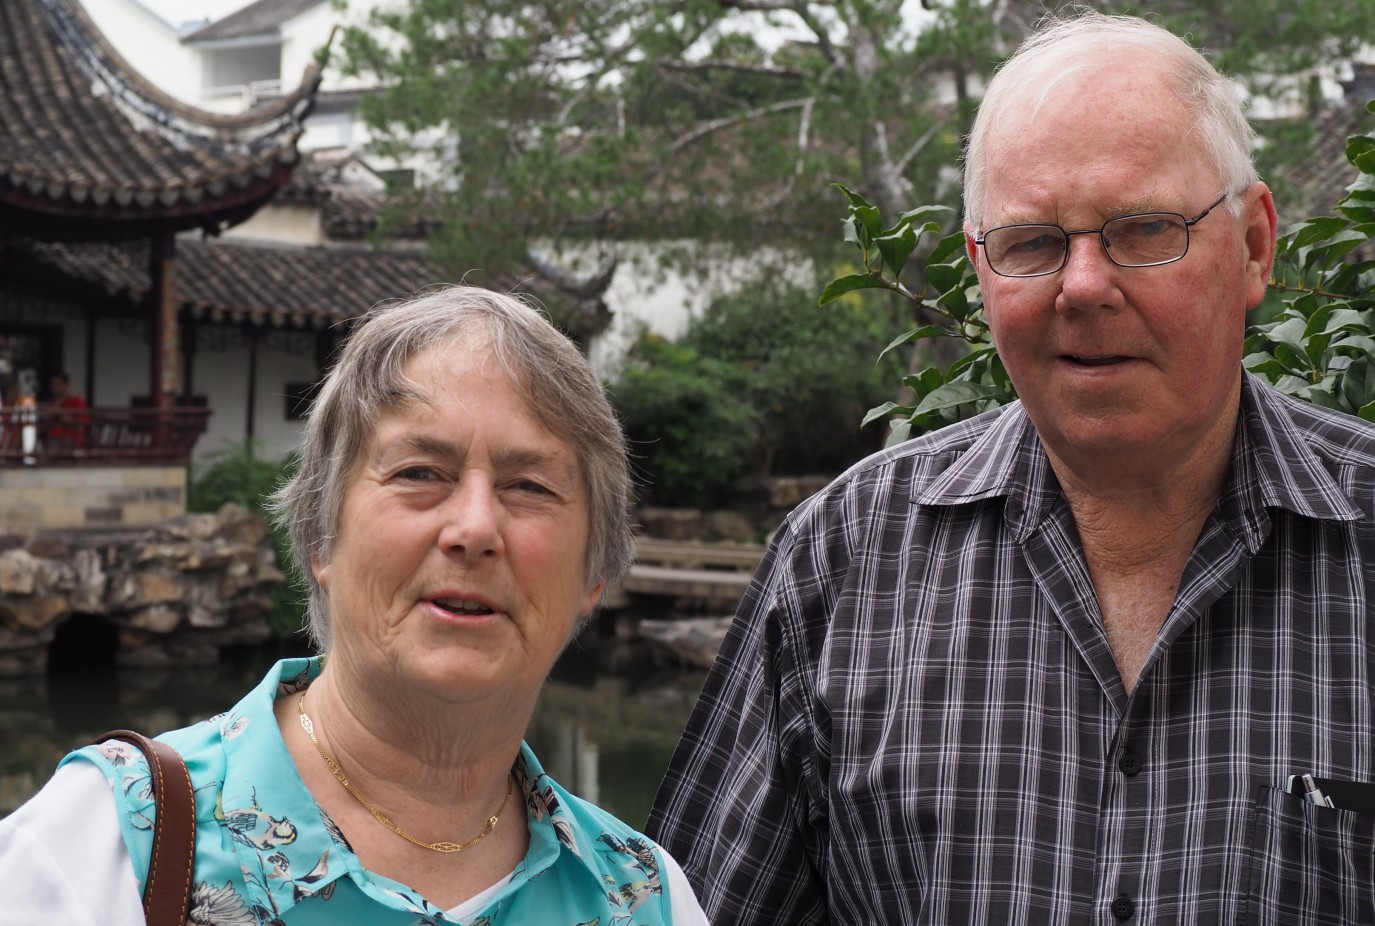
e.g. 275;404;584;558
310;554;330;590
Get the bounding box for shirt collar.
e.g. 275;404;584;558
912;373;1364;547
913;402;1059;542
1223;373;1364;552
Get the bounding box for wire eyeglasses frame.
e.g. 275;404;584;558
973;193;1232;278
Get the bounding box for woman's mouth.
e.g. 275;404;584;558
431;597;495;616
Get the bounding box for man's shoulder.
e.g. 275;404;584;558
785;402;1023;527
850;402;1013;469
1250;379;1375;470
835;403;1019;485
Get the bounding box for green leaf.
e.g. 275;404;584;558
910;381;1002;417
926;261;963;294
832;182;875;211
1243;354;1298;379
1266;317;1309;349
936;284;970;322
1359;401;1375;424
1286;216;1351;250
819;273;886;305
862;401;906;428
877;325;955;362
926;232;971;266
875;223;919;280
893;205;953;229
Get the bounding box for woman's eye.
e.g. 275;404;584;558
396;466;439;482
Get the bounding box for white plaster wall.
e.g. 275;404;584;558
281;3;339;88
190;335;317;461
567;240;801;380
92;321;151;406
222;204;324;246
78;0;200;100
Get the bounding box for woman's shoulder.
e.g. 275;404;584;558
520;763;708;923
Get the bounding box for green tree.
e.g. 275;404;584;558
334;0;986;293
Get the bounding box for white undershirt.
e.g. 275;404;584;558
0;763;709;924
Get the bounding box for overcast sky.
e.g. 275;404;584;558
137;0;253;29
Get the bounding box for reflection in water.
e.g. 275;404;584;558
0;633;708;831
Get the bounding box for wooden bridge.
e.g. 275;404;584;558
607;538;766;611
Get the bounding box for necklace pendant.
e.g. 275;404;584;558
431;841;464;853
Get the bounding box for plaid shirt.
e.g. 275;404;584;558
647;374;1375;925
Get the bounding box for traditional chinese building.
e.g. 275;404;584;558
0;0;614;532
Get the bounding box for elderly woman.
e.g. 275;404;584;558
0;288;709;924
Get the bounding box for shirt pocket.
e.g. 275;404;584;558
1244;784;1375;925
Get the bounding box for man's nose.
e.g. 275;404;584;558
1056;232;1118;308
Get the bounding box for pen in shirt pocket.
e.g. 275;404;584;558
1286;773;1375;814
1299;774;1334;808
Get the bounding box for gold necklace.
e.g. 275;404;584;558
297;693;514;854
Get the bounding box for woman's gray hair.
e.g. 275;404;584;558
269;286;635;651
963;10;1258;230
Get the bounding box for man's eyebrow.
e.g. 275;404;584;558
993;196;1170;228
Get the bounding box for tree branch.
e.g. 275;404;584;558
666;97;815;154
893;116;950;177
657;59;808;80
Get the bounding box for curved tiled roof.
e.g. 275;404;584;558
4;238;612;341
0;0;321;239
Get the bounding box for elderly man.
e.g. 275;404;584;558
648;11;1375;925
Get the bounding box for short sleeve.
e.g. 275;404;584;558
0;761;145;924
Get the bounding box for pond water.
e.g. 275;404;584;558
0;630;708;831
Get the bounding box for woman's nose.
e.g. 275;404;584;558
438;481;503;559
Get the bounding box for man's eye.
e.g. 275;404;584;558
1120;217;1173;237
1012;233;1061;253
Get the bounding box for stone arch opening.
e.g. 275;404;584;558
48;612;119;674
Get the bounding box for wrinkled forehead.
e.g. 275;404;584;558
980;69;1205;216
991;63;1183;146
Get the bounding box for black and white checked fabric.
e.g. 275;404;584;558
647;373;1375;925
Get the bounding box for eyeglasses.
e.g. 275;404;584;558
973;193;1230;278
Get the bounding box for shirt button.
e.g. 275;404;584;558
1118;749;1142;776
1111;894;1135;921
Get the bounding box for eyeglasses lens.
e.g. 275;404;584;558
984;213;1190;277
984;226;1066;277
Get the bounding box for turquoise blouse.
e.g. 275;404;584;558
62;657;680;925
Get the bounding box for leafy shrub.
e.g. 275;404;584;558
611;335;761;508
612;276;903;507
1243;129;1375;418
188;443;305;638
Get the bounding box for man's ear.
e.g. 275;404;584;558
965;222;980;266
1242;182;1278;311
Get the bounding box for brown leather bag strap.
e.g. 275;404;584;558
94;730;196;926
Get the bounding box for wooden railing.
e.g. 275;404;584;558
0;406;211;466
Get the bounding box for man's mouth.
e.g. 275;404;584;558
1066;355;1128;367
432;598;495;616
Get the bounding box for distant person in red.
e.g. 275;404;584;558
0;381;20;456
44;371;89;451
